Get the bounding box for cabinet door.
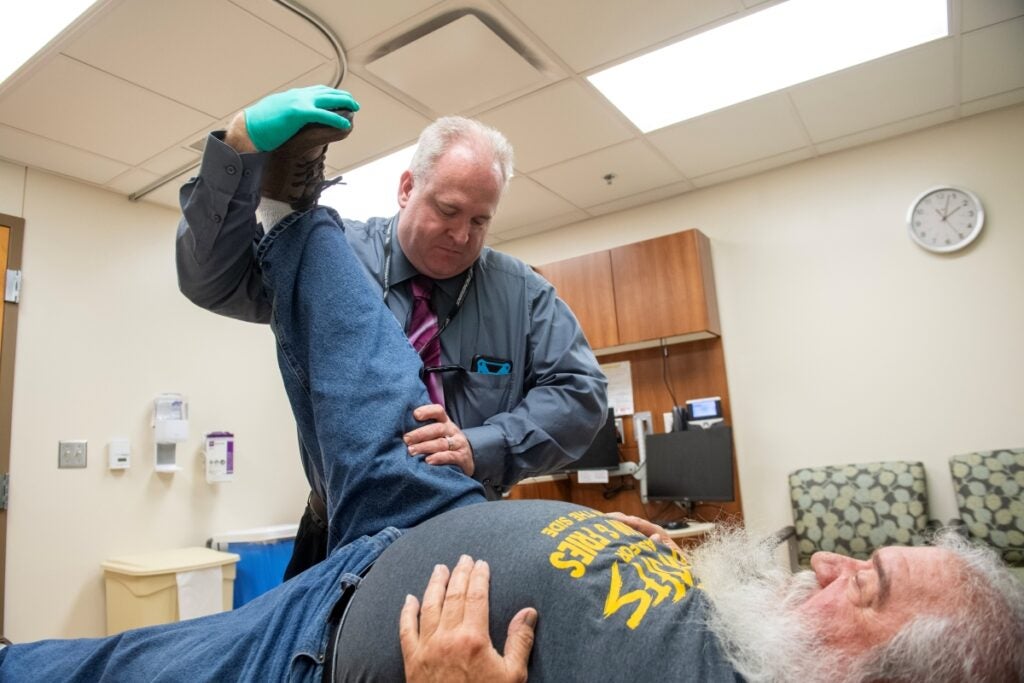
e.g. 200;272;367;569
535;250;619;349
611;230;720;344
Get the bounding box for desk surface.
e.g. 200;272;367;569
663;522;715;539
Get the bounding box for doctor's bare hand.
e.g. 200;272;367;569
404;404;474;476
604;512;682;552
400;556;536;683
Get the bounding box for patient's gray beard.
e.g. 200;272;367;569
690;529;849;682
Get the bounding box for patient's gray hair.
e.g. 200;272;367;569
409;117;514;191
691;528;1024;682
853;531;1024;682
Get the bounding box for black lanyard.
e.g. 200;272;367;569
380;216;474;353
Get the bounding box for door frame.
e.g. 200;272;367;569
0;212;25;633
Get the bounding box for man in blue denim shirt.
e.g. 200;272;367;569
176;85;608;578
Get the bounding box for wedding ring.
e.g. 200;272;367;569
446;436;455;451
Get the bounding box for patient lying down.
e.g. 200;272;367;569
1;501;1021;682
341;505;1024;683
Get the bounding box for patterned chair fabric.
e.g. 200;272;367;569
788;461;930;566
948;448;1024;566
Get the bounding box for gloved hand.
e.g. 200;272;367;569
244;85;360;152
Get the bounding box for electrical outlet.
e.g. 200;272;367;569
58;440;88;468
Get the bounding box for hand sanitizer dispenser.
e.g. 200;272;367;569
153;393;188;472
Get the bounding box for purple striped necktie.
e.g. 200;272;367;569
407;275;444;406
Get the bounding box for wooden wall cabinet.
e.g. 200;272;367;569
534;250;619;349
536;229;720;354
522;228;742;524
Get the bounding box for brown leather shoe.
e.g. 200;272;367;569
261;109;355;211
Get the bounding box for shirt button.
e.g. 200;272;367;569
225;165;237;175
213;214;222;223
243;169;252;177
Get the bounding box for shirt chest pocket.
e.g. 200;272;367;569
444;371;515;428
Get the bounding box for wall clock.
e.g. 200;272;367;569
906;186;984;253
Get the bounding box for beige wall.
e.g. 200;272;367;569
0;161;25;216
3;166;308;640
2;103;1022;640
501;103;1024;537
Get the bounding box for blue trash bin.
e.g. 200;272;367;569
208;524;298;608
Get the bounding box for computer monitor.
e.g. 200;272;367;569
557;408;620;472
643;427;734;504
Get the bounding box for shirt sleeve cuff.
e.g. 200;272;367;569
463;424;506;488
199;131;265;195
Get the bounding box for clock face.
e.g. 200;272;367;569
907;187;984;253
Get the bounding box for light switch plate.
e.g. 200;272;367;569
58;440;88;468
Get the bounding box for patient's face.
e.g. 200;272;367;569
797;546;957;653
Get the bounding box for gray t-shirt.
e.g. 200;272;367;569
334;500;741;682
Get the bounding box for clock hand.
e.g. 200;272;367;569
945;205;962;220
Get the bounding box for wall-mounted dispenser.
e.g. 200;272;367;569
153;393;188;472
203;432;234;484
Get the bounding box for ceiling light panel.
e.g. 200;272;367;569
589;0;948;132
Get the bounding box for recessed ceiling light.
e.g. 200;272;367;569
588;0;948;132
0;0;98;85
319;146;416;222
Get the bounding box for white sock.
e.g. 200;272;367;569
256;198;294;231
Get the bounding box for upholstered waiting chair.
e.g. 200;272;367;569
778;461;933;570
948;448;1024;581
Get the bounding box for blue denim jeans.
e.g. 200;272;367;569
0;207;486;681
255;206;485;552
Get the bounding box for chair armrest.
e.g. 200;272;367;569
772;526;796;544
772;526;799;572
946;518;968;537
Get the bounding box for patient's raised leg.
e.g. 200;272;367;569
256;204;485;552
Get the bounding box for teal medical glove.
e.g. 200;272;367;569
244;85;360;152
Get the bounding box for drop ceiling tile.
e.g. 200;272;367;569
0;56;215;166
789;39;956;143
509;0;740;72
0;124;129;185
365;14;547;114
648;93;809;178
491;175;578;232
490;210;589;242
141;145;202;177
106;168;161;196
814;108;957;155
324;74;431;171
961;17;1024;102
531;140;683;208
63;0;330;118
586;179;694;217
689;147;813;188
476;80;636;172
297;0;445;52
229;0;337;60
961;0;1024;31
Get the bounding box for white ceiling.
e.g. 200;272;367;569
1;0;1022;245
